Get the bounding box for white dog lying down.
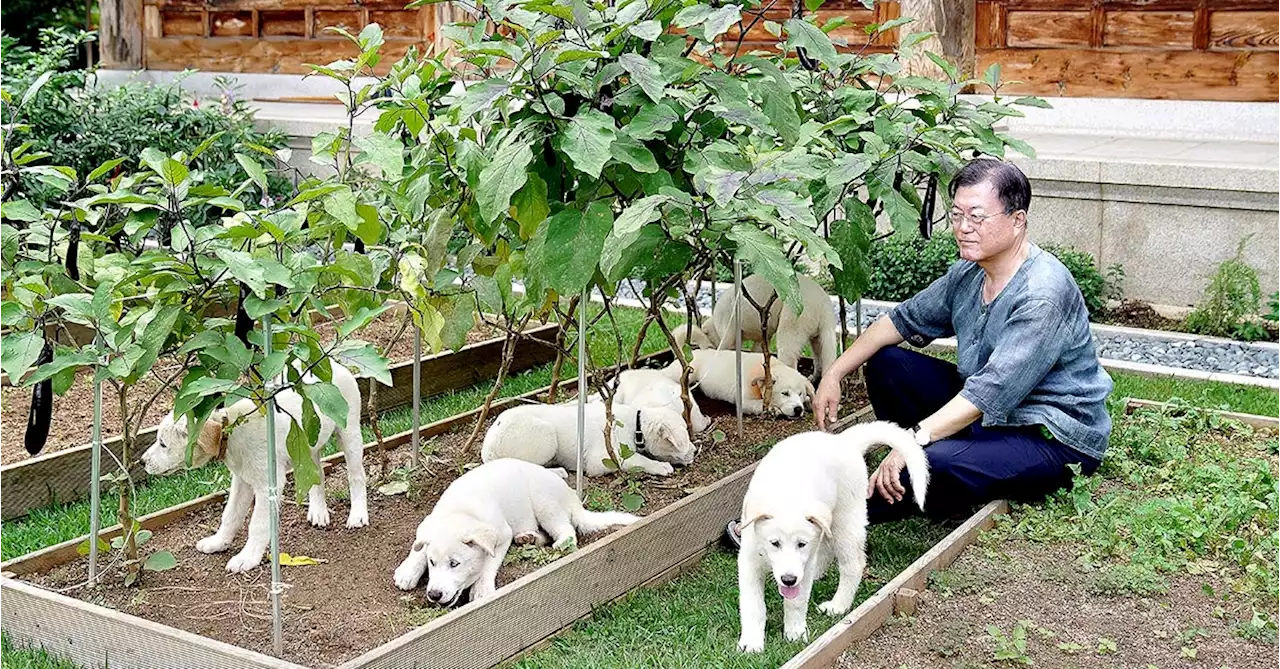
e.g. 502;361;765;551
394;458;640;606
597;368;713;435
675;274;839;381
660;349;814;418
737;421;930;652
141;364;368;574
481;401;696;477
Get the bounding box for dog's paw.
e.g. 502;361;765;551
195;535;232;554
346;506;370;529
308;504;332;528
514;531;549;547
393;562;423;591
818;599;850;617
783;623;809;642
737;636;765;654
225;552;262;573
648;462;675;477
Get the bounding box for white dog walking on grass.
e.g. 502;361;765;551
141;363;369;574
393;458;640;606
736;421;930;652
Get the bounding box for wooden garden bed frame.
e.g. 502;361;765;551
1123;397;1280;430
0;316;560;521
1;351;869;669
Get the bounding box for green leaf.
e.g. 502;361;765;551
559;109;617;179
610;134;659;174
982;62;1002;89
740;56;799;146
619;54;666;103
614;195;670;237
1;331;44;381
1;200;41;222
75;537;112;556
20;71;53;109
529;202;614;295
828;210;872;302
1011;96;1053;109
621;491;644;512
87;158;128;183
324;187;361;233
286;405;323;505
354;203;382;246
627;102;679;141
215;248;267;298
673;4;715;27
1;302;24;328
555;49;607;64
925;51;960;81
205;196;245;212
131;306;182;379
629;20;662;41
758;188;817;229
702;4;741;41
333;341;392;386
826;153;872;190
477;134;534;223
437;294;476;352
135;529;153;546
378;480;411;496
785;18;838;67
458;78;511;120
1003;136;1037;159
355;133;405;179
303;381;349;429
337;304;395;339
511;172;550;240
712;429;727;443
234;154;269;193
727;226;802;314
24;350;96;386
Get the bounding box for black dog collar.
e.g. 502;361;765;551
633;409;647;453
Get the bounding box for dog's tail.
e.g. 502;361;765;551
843;420;930;511
571;505;641;534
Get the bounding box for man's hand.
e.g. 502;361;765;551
867;450;907;503
813;376;841;431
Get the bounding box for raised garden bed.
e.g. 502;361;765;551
1;352;870;669
0;314;560;521
828;399;1279;669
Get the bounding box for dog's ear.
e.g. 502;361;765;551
196;413;226;459
740;513;772;530
805;514;832;538
463;526;499;557
412;539;427;552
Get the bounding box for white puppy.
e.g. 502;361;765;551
141;364;368;573
605;368;713;434
482;401;696;477
675;274;839;380
661;349;814;418
736;421;929;652
393;458;640;605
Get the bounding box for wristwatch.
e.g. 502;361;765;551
908;423;930;446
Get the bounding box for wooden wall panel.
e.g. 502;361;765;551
1007;10;1091;47
314;10;364;37
210;11;254;37
260;10;307;38
977;48;1279;101
370;11;424;39
1210;10;1279;50
161;10;204;37
1104;11;1195;49
145;36;421;74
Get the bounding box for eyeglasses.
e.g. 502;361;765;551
948;209;1014;228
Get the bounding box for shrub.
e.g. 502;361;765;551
1185;237;1265;340
864;233;959;302
1042;244;1125;316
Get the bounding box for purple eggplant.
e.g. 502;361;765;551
24;340;54;455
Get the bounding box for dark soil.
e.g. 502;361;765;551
26;381;868;668
837;540;1274;669
0;312;499;465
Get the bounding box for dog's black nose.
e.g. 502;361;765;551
781;575;798;587
791;407;802;417
426;589;443;602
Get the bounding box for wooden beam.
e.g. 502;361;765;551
1123;397;1279;430
1089;4;1106;49
898;0;976;78
98;0;145;69
780;500;1010;669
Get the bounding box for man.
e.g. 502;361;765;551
725;158;1112;545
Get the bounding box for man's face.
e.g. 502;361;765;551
950;180;1025;263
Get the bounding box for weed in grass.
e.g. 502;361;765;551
1087;563;1169;597
505;544;575;568
986;621;1033;665
0;632;81;669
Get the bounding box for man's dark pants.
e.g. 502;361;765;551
864;346;1100;525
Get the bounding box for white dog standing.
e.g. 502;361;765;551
675;274;839;380
482;401;696;476
661;350;814;418
736;422;930;652
605;368;713;434
393;458;640;605
141;364;368;573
